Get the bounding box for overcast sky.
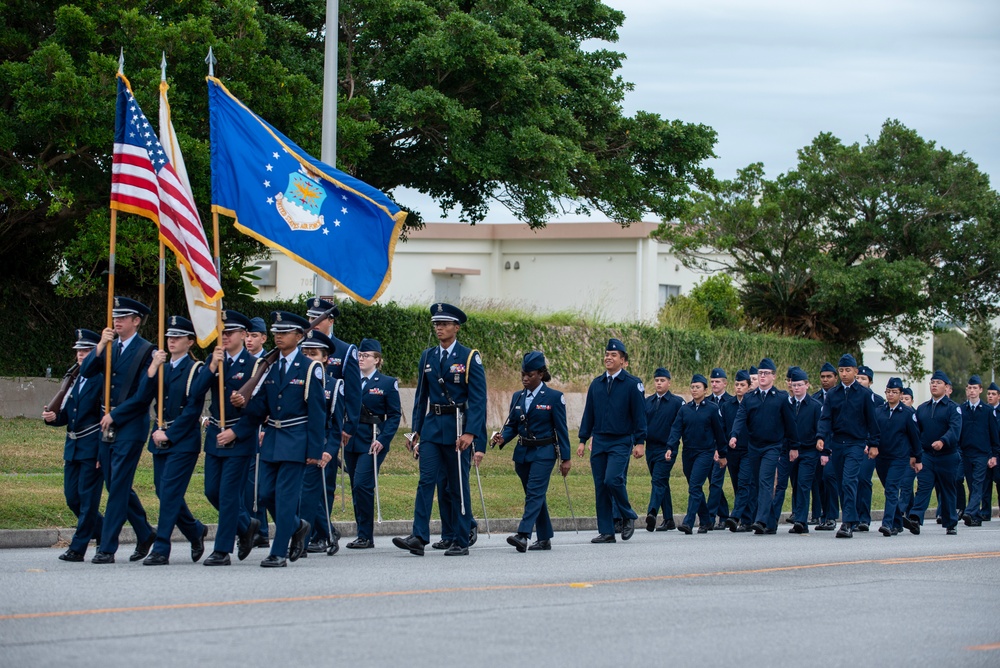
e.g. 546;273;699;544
397;0;1000;223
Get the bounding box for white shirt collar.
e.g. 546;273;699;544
439;341;457;357
606;369;622;380
118;332;137;351
280;347;299;366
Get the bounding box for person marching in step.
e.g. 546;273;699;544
958;375;999;527
493;352;572;552
137;316;209;566
394;303;487;557
772;367;804;527
611;355;639;538
643;368;684;532
667;374;728;534
706;368;735;530
344;339;401;549
231;311;326;567
903;370;963;536
79;297;157;564
854;365;886;532
42;329;106;562
302;297;361;554
816;354;880;539
982;382;1000;521
729;358;798;535
872;377;922;536
576;338;647;544
814;362;839;530
779;368;824;534
243;316;272;548
196;310;264;566
724;370;755;532
297;328;346;556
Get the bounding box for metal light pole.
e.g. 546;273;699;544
315;0;339;297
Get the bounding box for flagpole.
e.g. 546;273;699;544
157;241;165;429
104;209;117;415
315;0;339;298
213;211;225;426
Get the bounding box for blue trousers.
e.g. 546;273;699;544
204;453;252;554
830;442;865;525
821;455;840;521
748;444;781;529
707;455;730;522
245;453;271;538
791;449;821;524
345;449;388;542
771;451;797;525
151;450;205;557
611;455;632;521
414;441;472;547
730;449;757;526
98;440;154;554
592;441;637;535
981;464;1000;520
438;471;478;541
645;446;675;519
899;464;917;518
514;458;556;540
876;457;909;530
811;466;824;520
300;463;336;543
961;453;990;520
856;456;878;525
258;460;306;558
681;449;714;528
64;458;104;554
910;452;960;529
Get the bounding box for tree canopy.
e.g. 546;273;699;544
0;0;718;303
655;120;1000;378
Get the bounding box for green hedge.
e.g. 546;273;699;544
10;287;846;387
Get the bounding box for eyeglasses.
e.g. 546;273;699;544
758;370;774;376
358;353;377;359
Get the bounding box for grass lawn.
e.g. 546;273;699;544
0;417;887;530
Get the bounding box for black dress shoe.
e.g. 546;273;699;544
59;549;85;562
808;517;821;525
91;551;115;564
469;524;479;547
697;524;709;534
856;523;870;532
816;520;836;531
677;524;693;535
835;523;853;538
444;544;469;556
143;552;169;566
656;519;676;531
288;520;311;562
237;519;260;562
431;539;453;550
790;522;807;534
614;519;623;534
306;538;328;553
751;522;766;535
734;524;751;533
946;527;958;535
327;534;340;555
969;519;982;527
260;555;286;568
528;539;551;551
713;520;726;531
621;518;635;541
130;531;157;562
253;534;271;548
506;534;528;553
891;527;901;536
962;514;975;526
392;535;426;556
725;517;739;532
204;551;231;566
784;517;795;524
878;526;893;537
902;515;921;535
346;538;374;549
191;525;208;562
935;517;942;524
764;527;776;535
645;514;657;532
591;533;616;543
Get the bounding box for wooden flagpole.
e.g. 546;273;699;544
213;211;225;426
158;241;165;429
104;210;117;416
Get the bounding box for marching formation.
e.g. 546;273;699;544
43;300;1000;566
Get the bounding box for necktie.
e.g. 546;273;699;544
73;375;83;398
279;358;287;384
655;396;661;412
361;377;368;391
606;375;613;395
795;400;800;416
931;401;936;418
116;341;124;359
525;390;533;412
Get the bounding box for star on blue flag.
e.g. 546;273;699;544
208;77;406;303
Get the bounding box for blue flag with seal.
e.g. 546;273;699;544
208;76;406;303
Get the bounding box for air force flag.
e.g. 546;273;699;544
208;77;406;303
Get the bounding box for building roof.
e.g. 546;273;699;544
409;221;660;240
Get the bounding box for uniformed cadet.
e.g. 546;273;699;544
855;365;886;531
138;316;208;565
772;366;803;526
79;297;157;564
197;310;263;566
779;368;824;534
42;329;105;561
982;382;1000;520
729;358;798;535
904;370;963;535
958;375;1000;527
896;385;919;521
243;315;271;547
343;339;401;549
232;311;326;567
667;374;728;534
724;370;755;532
643;368;684;531
873;377;922;536
394;303;487;557
900;387;914;407
576;338;647;543
706;368;734;529
304;297;362;553
816;354;881;539
492;352;572;552
748;366;759;391
814;362;839;530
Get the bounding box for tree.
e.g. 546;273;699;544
655;120;1000;378
688;274;741;329
1;0;718;307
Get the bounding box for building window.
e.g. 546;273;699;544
250;261;277;287
435;275;462;303
659;284;680;308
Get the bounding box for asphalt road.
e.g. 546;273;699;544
1;525;998;667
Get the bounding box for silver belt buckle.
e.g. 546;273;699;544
272;419;282;429
68;431;78;440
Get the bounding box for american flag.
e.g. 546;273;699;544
110;73;222;302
